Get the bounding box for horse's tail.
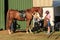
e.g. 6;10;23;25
6;9;10;22
6;9;11;30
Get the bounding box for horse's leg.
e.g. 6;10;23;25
26;21;29;33
26;20;31;33
29;20;33;33
29;26;33;33
26;20;32;33
6;19;13;34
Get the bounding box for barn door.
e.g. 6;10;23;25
0;0;5;30
8;0;33;30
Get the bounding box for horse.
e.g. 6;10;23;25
6;7;43;34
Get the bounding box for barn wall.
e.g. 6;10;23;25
0;0;5;29
8;0;33;10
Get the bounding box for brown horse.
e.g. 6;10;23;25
6;7;43;34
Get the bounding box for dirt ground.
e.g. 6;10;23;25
0;30;60;40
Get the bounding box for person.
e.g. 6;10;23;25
33;11;41;27
11;20;17;33
45;10;51;34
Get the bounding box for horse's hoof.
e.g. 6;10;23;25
8;30;11;35
30;32;33;34
9;32;11;35
26;32;29;34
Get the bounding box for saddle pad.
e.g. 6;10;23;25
19;10;26;18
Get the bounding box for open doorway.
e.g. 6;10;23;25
54;6;60;22
4;0;8;29
54;6;60;31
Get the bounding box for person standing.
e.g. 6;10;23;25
11;20;17;33
45;10;51;34
33;11;41;27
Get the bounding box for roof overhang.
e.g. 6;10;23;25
53;1;60;7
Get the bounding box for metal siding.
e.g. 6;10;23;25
8;0;33;30
8;0;33;10
0;0;5;29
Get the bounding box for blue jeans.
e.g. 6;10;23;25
48;21;51;27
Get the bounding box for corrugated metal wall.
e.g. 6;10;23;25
8;0;33;10
8;0;33;30
0;0;5;29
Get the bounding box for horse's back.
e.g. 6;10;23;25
32;7;43;11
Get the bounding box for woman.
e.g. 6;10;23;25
45;10;51;34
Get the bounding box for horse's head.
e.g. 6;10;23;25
31;7;43;17
34;11;40;18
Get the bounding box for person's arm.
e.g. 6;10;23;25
47;14;51;20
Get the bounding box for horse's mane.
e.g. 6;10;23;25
17;10;26;12
26;9;31;12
